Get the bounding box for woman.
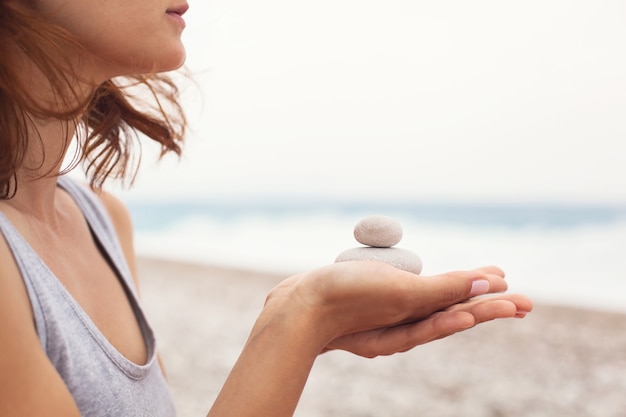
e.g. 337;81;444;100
0;1;532;416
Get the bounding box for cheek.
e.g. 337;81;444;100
81;13;186;71
91;24;187;75
42;2;186;77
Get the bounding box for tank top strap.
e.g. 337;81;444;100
56;176;138;296
0;177;176;416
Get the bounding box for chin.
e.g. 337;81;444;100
135;43;186;74
92;45;187;80
160;49;187;72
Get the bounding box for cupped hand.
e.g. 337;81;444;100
266;261;532;357
325;293;531;357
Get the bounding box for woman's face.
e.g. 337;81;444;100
36;0;189;80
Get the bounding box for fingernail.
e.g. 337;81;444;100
469;279;490;296
515;310;530;318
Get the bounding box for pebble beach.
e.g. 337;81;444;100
137;256;626;417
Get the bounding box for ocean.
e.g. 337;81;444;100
126;199;626;314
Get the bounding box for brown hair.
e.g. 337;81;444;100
0;1;186;199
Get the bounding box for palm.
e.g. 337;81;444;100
269;261;531;358
324;295;526;357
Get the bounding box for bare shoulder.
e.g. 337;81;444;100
0;223;81;415
0;228;30;320
95;189;134;236
94;189;140;288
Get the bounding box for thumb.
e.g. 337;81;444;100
415;266;508;309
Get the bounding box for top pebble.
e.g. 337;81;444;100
354;215;403;248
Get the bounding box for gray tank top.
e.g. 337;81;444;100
0;176;176;417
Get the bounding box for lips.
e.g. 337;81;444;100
166;3;189;17
166;3;189;28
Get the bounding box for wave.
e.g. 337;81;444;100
129;204;626;314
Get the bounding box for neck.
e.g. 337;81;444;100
2;41;98;221
5;116;79;221
24;116;77;173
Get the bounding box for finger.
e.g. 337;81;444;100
473;265;505;278
328;310;476;357
468;299;518;321
395;301;520;350
468;267;508;293
330;296;532;357
410;268;509;314
326;293;533;357
448;294;534;319
400;310;477;347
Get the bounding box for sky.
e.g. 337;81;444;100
113;0;626;205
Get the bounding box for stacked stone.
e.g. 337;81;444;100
335;215;422;275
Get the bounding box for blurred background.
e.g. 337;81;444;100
108;0;626;312
92;2;626;415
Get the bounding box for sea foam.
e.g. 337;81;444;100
129;203;626;313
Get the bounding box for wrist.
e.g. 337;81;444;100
208;281;330;417
258;275;335;354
